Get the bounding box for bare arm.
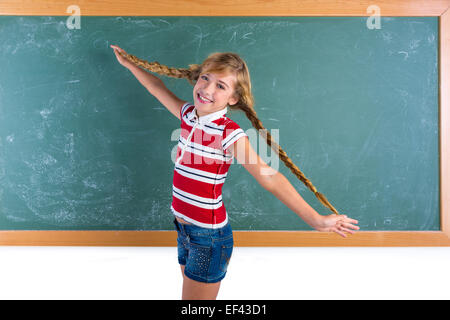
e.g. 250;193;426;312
229;136;322;228
265;171;324;228
230;136;359;237
110;45;186;120
127;59;163;90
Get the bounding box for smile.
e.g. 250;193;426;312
197;93;213;104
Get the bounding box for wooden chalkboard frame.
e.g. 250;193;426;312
0;0;449;246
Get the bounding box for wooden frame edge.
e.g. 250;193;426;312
441;2;450;240
0;0;449;246
1;0;450;16
0;231;449;246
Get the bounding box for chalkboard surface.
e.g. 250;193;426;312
0;16;439;230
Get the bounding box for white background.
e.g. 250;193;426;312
1;246;449;300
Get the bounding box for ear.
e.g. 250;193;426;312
228;94;239;106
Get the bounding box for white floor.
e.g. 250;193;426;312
1;246;449;300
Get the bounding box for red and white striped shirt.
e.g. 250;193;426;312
171;102;247;228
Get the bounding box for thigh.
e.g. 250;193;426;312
181;266;221;300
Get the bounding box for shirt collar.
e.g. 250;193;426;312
188;106;228;124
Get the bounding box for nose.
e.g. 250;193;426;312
201;81;214;96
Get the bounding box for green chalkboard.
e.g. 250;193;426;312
0;16;439;231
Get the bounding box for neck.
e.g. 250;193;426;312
195;109;206;117
195;107;225;118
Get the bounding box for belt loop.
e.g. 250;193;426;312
180;221;187;237
178;220;184;234
173;218;180;232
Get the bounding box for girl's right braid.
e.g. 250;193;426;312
118;50;199;85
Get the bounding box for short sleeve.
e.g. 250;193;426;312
180;102;190;120
222;121;247;153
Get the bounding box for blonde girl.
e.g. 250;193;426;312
111;44;359;300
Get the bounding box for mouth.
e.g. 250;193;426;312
197;93;213;104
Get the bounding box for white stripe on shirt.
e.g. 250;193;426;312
172;185;223;210
222;128;247;150
171;206;228;229
178;136;233;162
175;163;227;184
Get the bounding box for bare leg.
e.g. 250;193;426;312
179;265;221;300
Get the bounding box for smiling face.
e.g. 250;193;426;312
193;71;239;117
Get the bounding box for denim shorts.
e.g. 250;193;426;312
173;218;234;283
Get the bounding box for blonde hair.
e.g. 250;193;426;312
119;50;339;215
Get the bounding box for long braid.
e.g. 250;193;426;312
118;50;200;85
238;105;339;215
118;49;339;215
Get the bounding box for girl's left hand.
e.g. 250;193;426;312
315;214;359;238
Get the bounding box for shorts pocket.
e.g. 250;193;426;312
186;242;212;278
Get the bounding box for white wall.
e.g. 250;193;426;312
1;246;449;299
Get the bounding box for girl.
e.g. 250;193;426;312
110;45;359;300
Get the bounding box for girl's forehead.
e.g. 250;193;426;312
203;70;233;78
202;71;237;85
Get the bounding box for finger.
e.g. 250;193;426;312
333;227;347;238
335;223;356;236
344;217;359;225
341;222;360;230
110;45;123;53
337;221;357;231
340;227;355;234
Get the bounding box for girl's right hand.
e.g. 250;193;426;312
110;44;132;68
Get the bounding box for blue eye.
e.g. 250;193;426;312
201;75;225;89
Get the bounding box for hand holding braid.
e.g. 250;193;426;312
114;47;339;215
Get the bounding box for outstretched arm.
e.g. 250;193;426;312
110;45;186;120
229;136;359;237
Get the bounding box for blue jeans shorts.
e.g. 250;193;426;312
173;218;234;283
